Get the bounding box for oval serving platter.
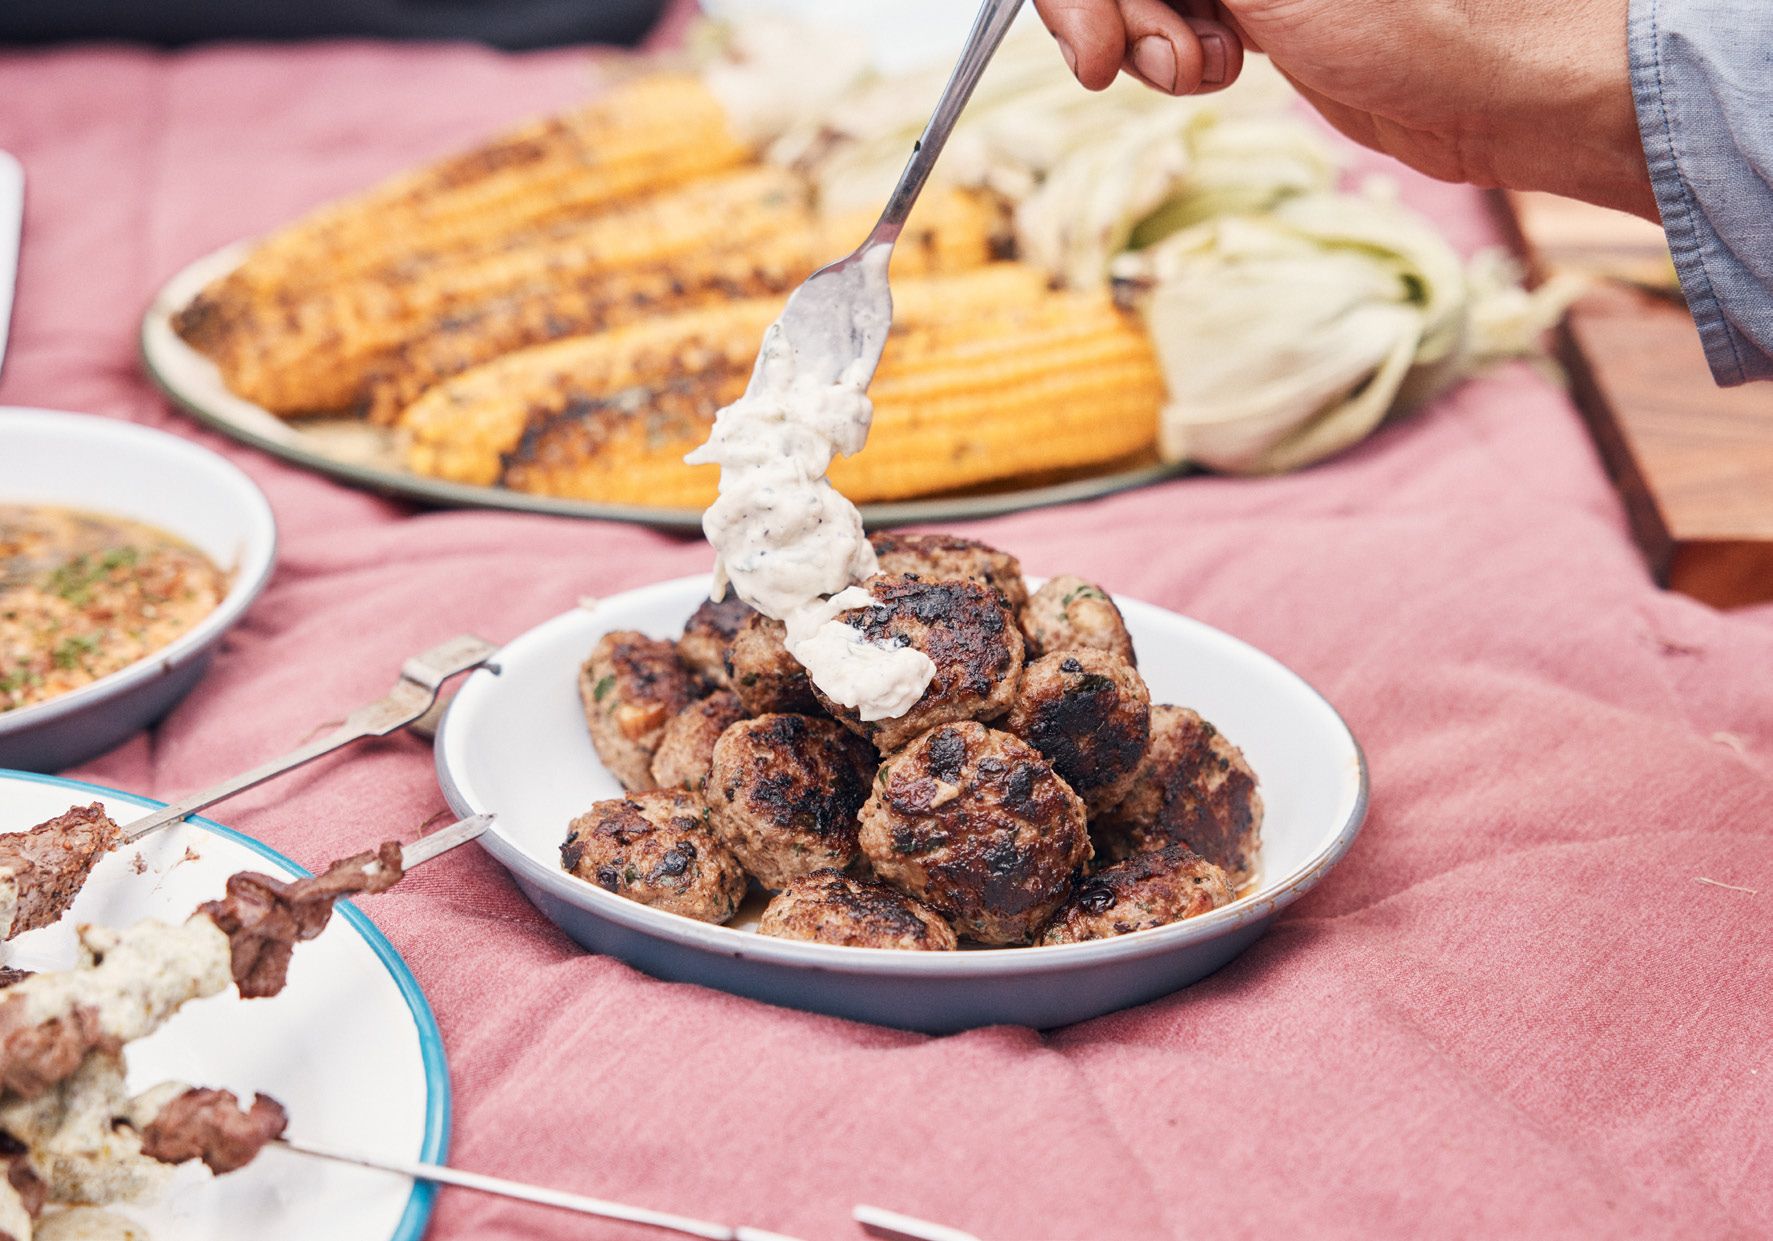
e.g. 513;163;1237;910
139;246;1186;534
436;575;1368;1034
0;409;278;772
0;769;448;1240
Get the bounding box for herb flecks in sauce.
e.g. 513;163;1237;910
0;506;228;713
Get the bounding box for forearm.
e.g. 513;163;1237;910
1631;0;1773;384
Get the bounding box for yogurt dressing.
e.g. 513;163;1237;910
685;248;935;722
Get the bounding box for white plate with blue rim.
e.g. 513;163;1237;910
435;574;1369;1034
0;409;278;773
0;770;448;1240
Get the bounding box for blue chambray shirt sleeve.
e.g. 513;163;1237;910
1631;0;1773;385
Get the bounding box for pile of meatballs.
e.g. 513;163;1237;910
561;532;1263;951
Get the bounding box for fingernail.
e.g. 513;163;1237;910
1198;33;1227;86
1057;38;1079;79
1132;36;1179;94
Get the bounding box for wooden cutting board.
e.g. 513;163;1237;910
1502;191;1773;608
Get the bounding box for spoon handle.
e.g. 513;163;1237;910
871;0;1026;245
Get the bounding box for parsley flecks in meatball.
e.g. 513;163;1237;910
679;593;756;691
725;613;822;717
859;722;1089;945
651;690;747;792
868;531;1029;613
580;631;697;792
1021;575;1136;666
1093;705;1263;887
815;574;1024;755
1038;844;1233;945
705;713;877;889
1006;648;1151;814
759;869;958;950
561;790;746;924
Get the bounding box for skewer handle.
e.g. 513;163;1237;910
275;1136;793;1241
122;635;498;843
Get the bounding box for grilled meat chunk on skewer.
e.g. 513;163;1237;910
580;632;698;792
867;532;1028;613
860;723;1089;946
705;715;875;890
759;871;957;951
1092;706;1263;887
1005;650;1151;814
1039;845;1234;945
0;807;122;943
561;792;746;924
1021;575;1136;665
814;575;1024;755
200;842;403;1000
135;1086;288;1176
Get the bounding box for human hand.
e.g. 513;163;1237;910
1032;0;1655;218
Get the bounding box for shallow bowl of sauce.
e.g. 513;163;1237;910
0;409;276;771
436;573;1368;1033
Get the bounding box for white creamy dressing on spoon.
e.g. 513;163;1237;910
685;247;935;722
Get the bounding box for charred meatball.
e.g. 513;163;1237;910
1038;845;1233;945
678;594;755;691
1005;649;1151;814
869;531;1029;613
561;790;747;923
725;613;821;716
705;713;877;889
1093;706;1263;887
859;722;1089;945
814;574;1024;755
1021;575;1136;665
759;870;958;951
580;631;697;791
651;691;747;792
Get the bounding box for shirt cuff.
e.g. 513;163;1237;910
1629;0;1773;386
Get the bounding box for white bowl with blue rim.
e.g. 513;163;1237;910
436;574;1369;1034
0;769;448;1239
0;408;277;772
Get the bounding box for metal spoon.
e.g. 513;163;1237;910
762;0;1025;390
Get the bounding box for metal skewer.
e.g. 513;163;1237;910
275;1135;803;1241
397;813;494;870
855;1205;982;1241
122;635;498;843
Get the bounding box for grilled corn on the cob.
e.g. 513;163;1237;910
362;188;999;424
401;264;1162;504
183;166;811;414
189;74;750;306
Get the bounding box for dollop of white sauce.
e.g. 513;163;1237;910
686;248;935;722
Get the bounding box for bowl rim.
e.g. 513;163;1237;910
438;573;1370;978
0;407;279;739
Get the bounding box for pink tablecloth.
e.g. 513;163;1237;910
1;36;1770;1241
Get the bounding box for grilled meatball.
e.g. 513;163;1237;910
679;593;756;691
859;722;1089;945
759;869;958;951
651;691;747;791
1005;649;1151;814
705;713;877;889
815;574;1024;755
580;631;697;791
561;791;747;924
726;613;821;716
1038;845;1234;945
1021;575;1136;665
869;531;1029;613
1093;706;1263;887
